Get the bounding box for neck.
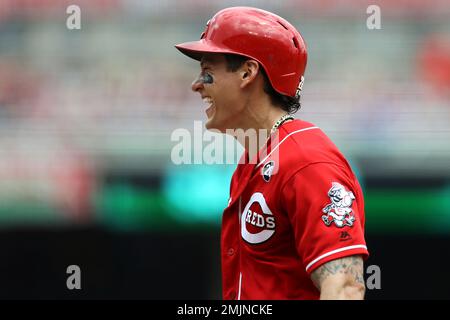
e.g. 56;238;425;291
233;99;290;162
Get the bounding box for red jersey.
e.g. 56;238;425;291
221;119;369;300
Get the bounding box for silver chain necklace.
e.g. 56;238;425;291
271;114;294;134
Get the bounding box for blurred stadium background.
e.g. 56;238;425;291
0;0;449;299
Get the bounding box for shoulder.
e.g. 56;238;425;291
274;119;347;170
256;119;357;190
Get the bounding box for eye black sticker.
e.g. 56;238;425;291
200;73;213;84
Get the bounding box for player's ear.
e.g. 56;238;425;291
239;59;259;89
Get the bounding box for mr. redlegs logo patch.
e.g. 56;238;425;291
241;193;276;244
322;182;356;228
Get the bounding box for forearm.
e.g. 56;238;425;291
319;275;365;300
311;255;365;300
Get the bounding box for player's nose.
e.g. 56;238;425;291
191;76;204;92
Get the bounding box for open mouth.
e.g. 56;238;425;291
203;97;215;118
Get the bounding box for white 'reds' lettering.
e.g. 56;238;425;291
246;210;252;223
266;216;275;229
241;193;276;244
256;214;264;227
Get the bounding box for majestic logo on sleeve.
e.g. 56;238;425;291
241;193;276;244
322;182;356;228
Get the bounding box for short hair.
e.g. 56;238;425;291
224;54;301;114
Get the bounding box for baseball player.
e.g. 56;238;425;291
175;7;369;300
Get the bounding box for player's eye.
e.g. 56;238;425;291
200;72;213;84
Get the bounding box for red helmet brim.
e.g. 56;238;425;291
175;40;235;61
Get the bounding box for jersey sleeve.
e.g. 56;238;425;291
281;162;369;274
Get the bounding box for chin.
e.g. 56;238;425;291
205;118;226;133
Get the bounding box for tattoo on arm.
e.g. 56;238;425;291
311;255;364;290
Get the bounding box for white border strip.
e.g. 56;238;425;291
305;245;368;272
237;272;242;300
256;126;319;168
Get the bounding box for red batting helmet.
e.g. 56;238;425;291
175;7;307;98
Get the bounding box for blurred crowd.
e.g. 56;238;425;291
0;0;449;223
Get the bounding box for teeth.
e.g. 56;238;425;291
203;97;213;104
